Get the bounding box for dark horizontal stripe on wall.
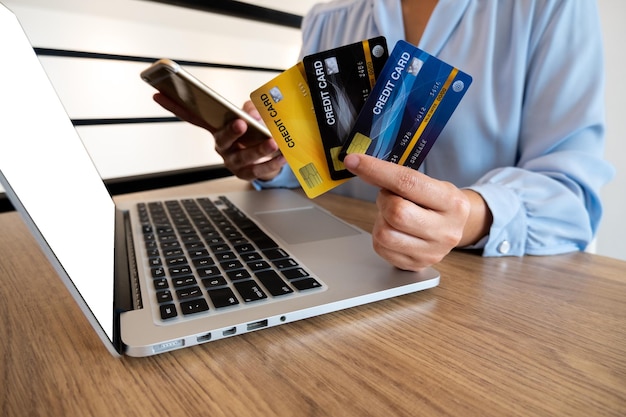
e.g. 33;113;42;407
0;195;14;213
34;48;284;73
72;117;181;126
104;165;233;195
146;0;303;28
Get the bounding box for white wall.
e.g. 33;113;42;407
2;0;625;261
2;0;306;180
597;0;626;261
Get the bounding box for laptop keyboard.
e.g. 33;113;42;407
137;196;322;320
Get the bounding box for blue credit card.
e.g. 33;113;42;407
339;40;472;169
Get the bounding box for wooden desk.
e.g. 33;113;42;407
1;177;625;416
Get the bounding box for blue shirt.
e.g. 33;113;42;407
257;0;614;257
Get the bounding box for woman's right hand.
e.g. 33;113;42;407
153;94;286;181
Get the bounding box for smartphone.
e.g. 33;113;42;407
141;58;272;145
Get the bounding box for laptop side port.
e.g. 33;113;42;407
222;327;237;336
196;332;212;343
247;319;268;331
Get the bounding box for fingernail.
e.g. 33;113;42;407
343;154;360;170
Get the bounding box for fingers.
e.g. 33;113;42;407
154;93;281;182
343;153;455;212
243;100;261;120
372;190;462;270
342;153;471;271
227;151;286;181
213;118;248;154
216;123;284;181
153;93;214;131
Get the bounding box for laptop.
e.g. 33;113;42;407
0;4;439;357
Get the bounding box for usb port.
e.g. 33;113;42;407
196;332;212;343
246;319;268;331
222;327;237;336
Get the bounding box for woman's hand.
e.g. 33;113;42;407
153;94;286;181
343;153;492;271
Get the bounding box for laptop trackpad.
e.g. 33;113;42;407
255;207;361;244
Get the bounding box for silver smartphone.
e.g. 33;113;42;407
141;58;272;145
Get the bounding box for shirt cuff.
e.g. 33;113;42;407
465;183;526;257
251;165;300;190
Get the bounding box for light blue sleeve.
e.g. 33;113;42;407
256;0;615;258
251;165;300;190
464;1;614;257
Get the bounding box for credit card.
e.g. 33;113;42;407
303;37;389;180
340;40;472;169
250;62;349;199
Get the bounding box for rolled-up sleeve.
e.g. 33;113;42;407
465;1;614;256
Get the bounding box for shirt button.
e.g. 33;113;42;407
498;240;511;254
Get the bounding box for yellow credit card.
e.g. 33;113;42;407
250;62;349;198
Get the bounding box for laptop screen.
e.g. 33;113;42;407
0;5;117;346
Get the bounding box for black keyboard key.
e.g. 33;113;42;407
172;276;197;288
192;257;215;268
160;304;178;320
156;289;173;303
156;226;174;235
234;280;267;302
160;241;181;250
226;269;251;282
281;268;310;280
188;249;210;259
291;277;322;291
255;270;293;297
234;243;255;254
166;256;188;266
158;234;178;243
209;243;230;253
208;287;240;308
181;234;202;245
151;266;165;278
169;265;192;276
185;241;205;251
206;237;226;246
262;248;289;260
202;276;228;288
230;237;249;246
248;260;271;272
201;230;221;240
176;286;202;301
249;233;278;250
180;299;209;315
219;225;238;235
215;251;237;262
162;248;184;258
240;252;263;262
176;227;196;237
273;258;299;270
197;265;221;278
220;260;244;271
153;278;169;290
213;218;231;229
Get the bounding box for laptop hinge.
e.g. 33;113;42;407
113;208;142;352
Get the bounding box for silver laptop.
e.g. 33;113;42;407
0;4;439;357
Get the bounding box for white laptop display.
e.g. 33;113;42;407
0;4;439;357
